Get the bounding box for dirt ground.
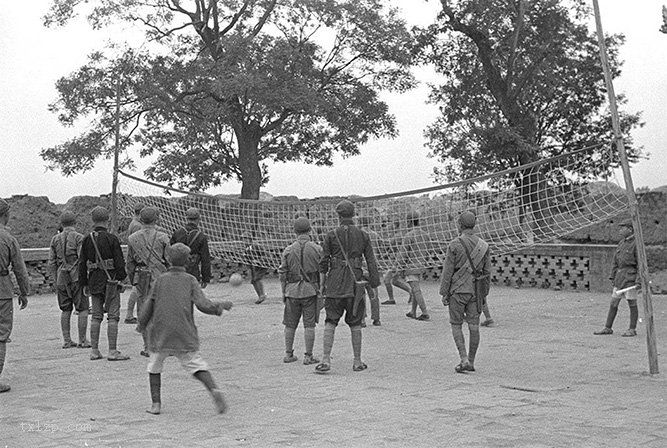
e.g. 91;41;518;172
1;280;666;448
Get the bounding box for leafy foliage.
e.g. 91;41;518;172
416;0;643;184
42;0;416;198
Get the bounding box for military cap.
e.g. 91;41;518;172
186;207;200;221
60;211;76;226
168;242;191;267
140;206;159;224
458;211;477;229
0;199;9;216
91;206;110;222
294;217;311;234
335;200;355;218
133;202;146;214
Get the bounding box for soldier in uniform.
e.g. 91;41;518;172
127;207;170;357
278;217;323;365
0;199;29;393
79;206;129;361
440;212;490;373
170;207;211;289
124;202;145;324
315;200;380;374
397;210;431;321
594;220;640;337
48;211;90;349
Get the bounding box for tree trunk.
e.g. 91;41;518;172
236;129;263;200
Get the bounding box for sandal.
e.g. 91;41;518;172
0;383;10;393
107;351;130;361
455;363;469;374
315;362;331;374
303;354;320;365
62;341;77;349
283;353;298;363
353;362;368;372
405;312;416;319
90;350;104;361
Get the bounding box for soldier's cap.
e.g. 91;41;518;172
186;207;200;221
60;211;76;226
133;202;146;214
294;216;311;234
0;199;9;216
168;242;191;267
618;219;633;228
91;206;110;222
458;211;477;229
335;200;355;218
140;206;159;224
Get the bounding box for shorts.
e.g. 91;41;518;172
0;299;13;342
56;283;87;312
611;286;639;306
147;351;209;375
91;293;121;322
325;297;365;327
250;266;269;284
283;296;318;329
448;293;480;326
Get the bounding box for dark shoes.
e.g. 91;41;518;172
594;327;613;335
381;300;397;305
416;314;430;321
406;312;416;319
480;319;495;327
140;350;150;358
455;362;475;373
622;329;637;337
124;317;138;324
62;341;77;349
372;320;381;326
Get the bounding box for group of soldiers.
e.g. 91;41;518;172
0;194;641;411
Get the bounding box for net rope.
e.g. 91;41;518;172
117;143;628;272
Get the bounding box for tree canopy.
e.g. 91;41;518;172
416;0;642;184
42;0;415;198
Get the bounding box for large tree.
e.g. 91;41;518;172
416;0;642;184
42;0;415;198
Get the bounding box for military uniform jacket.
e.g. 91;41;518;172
127;225;170;285
170;223;211;283
396;227;431;276
79;226;127;295
278;235;322;299
48;226;83;286
0;225;29;299
319;218;380;299
440;231;490;297
611;235;638;289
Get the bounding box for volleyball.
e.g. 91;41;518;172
229;273;243;287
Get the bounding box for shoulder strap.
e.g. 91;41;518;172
334;228;357;279
90;232;112;281
187;229;202;248
460;236;487;272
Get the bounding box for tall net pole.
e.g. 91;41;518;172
110;77;121;235
592;0;658;374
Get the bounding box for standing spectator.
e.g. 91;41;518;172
242;231;270;304
0;199;29;393
127;206;170;357
170;208;211;289
397;210;431;321
79;206;129;361
357;217;381;326
124;202;145;324
278;217;323;365
594;220;640;337
137;243;233;415
440;212;490;373
48;211;89;349
316;200;380;374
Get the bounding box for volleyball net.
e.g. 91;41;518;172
117;143;628;272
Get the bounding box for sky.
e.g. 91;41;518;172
1;1;666;204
